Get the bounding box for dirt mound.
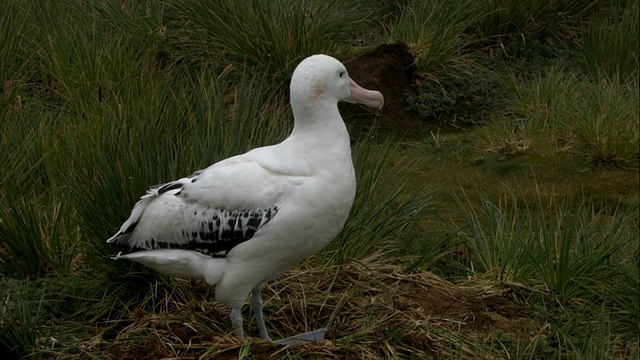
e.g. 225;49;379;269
344;42;424;129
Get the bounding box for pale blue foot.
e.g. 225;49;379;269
273;328;328;345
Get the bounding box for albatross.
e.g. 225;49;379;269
107;54;384;344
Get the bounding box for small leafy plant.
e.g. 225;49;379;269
406;63;505;125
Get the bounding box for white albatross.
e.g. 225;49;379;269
107;54;384;344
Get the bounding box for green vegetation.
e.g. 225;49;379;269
386;0;480;72
1;0;637;358
168;0;375;86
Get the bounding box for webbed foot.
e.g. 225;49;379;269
273;328;327;345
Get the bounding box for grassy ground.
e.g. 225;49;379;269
1;0;638;359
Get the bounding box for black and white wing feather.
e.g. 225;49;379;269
107;152;303;258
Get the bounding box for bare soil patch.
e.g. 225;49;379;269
345;42;422;129
344;43;473;134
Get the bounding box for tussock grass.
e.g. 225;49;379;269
0;1;32;114
386;0;479;72
26;1;165;114
472;0;598;38
580;0;639;81
569;76;639;168
0;197;78;278
450;188;639;356
322;136;434;265
475;66;639;168
168;0;374;86
606;255;640;337
0;280;45;358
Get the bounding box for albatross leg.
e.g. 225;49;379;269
251;284;327;345
251;283;272;341
230;308;245;341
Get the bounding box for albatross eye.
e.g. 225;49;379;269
339;71;345;78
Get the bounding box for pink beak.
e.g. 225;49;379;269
346;78;384;109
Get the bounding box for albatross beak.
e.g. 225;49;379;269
346;77;384;109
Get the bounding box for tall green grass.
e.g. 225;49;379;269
472;0;597;38
0;196;78;278
580;0;639;81
569;76;639;168
0;1;32;115
606;254;640;337
476;66;639;168
168;0;374;86
321;136;434;265
386;0;480;72
0;280;46;358
0;0;169;278
28;1;166;116
453;192;537;283
451;188;639;347
454;189;637;303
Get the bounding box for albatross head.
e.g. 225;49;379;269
290;54;384;114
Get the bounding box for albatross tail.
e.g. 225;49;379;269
114;249;227;286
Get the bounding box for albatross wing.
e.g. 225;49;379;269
107;147;308;266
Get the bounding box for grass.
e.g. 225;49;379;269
452;189;638;306
471;0;598;38
321;135;435;265
0;0;638;358
385;0;480;73
168;0;375;87
580;0;639;81
405;62;505;125
476;65;639;167
0;280;45;358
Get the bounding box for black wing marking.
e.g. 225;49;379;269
153;170;201;195
113;207;279;258
156;182;183;194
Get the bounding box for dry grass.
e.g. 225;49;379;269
35;255;538;359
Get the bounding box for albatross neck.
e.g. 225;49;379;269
289;102;350;147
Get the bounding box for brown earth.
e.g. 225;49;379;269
344;42;472;135
344;42;424;130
